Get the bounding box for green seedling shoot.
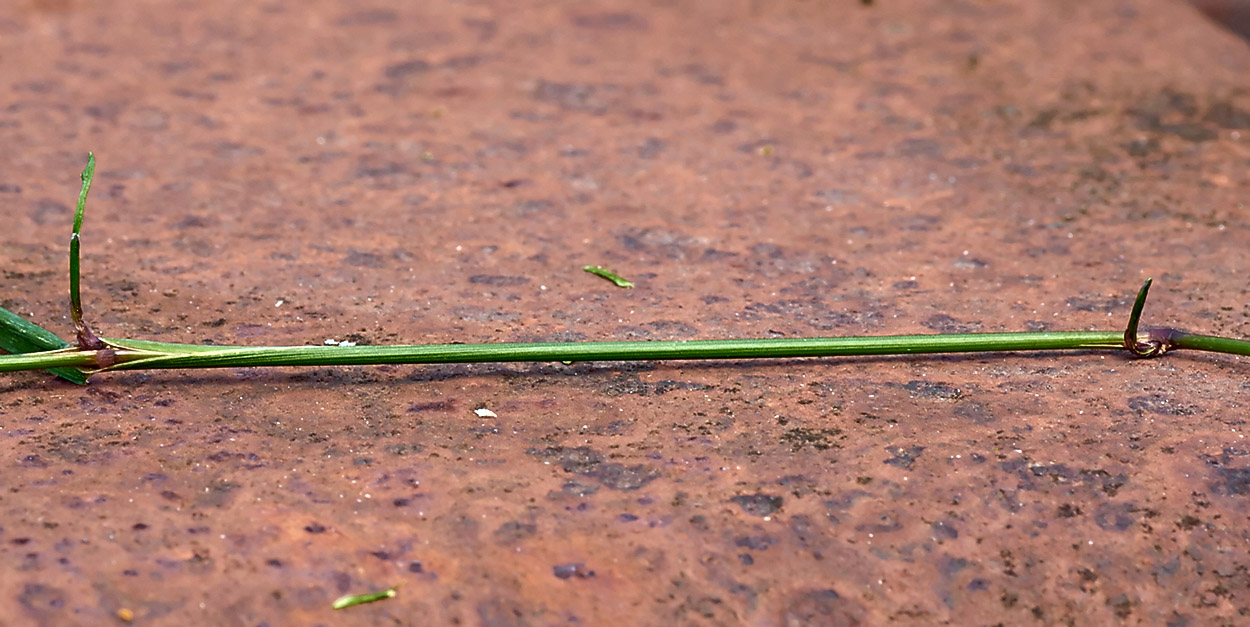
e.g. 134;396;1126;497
1;154;1248;383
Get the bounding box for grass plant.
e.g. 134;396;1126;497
2;154;1248;384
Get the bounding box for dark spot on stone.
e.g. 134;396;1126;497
729;493;783;517
813;189;861;205
514;199;553;214
1127;395;1201;416
1067;294;1132;312
406;401;454;413
895;214;940;231
855;513;902;534
384;59;431;79
938;555;969;577
1205;102;1250;129
952;256;988;270
1210;467;1250;496
384;443;424;456
616;227;700;259
335;9;397;25
441;55;481;70
0;183;21;193
923;314;979;333
408;561;424;573
304;523;327;534
601;374;712;397
739;553;754;566
29;199;69;225
1057;503;1082;518
589;463;660;491
529;446;659;491
354;160;409;178
883;445;924;470
468;274;530;287
570;12;647;30
781;427;843;451
1165;612;1190;627
559;479;599;497
1094;502;1136;531
530;445;602;472
266;558;283;568
1107;593;1134;619
931;520;958;540
892;137;942;158
1162;123;1217;142
494;520;538;544
903;380;962;400
132;522;149;531
613;321;701;340
636;137;666;159
344;250;384;268
1124;136;1161;158
953;400;995;424
20;455;47;468
733;535;776;551
18;583;66;611
552;562;595;579
780;588;865;626
619;513;638;522
533;80;618;114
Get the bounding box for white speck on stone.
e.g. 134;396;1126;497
474;408;498;418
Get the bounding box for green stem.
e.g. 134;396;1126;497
0;331;1127;375
0;346;99;373
6;155;1250;385
70;152;103;350
1153;329;1250;356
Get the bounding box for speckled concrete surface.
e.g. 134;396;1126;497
3;0;1250;624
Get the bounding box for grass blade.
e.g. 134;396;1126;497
0;306;89;384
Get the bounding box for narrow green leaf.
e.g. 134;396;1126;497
0;306;89;384
332;586;397;610
583;265;634;288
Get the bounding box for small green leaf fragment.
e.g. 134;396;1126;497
332;586;397;610
583;265;634;288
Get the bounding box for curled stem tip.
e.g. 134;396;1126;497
70;152;103;351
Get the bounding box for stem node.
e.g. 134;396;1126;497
1123;278;1165;358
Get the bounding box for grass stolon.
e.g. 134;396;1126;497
1;154;1248;384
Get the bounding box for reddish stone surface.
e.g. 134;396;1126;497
3;0;1250;624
